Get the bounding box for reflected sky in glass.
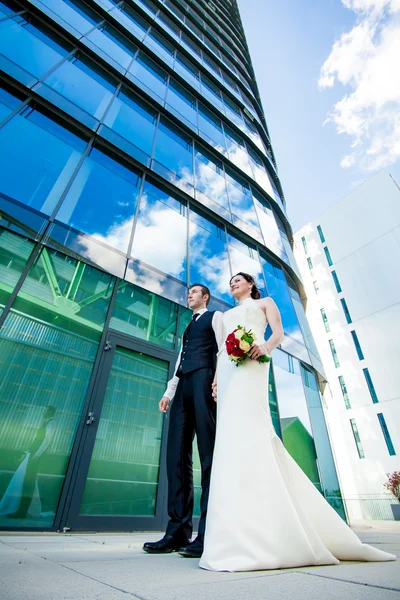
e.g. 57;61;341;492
103;88;157;156
261;255;304;344
131;179;187;282
253;193;286;260
38;0;99;34
198;103;226;153
0;18;68;79
154;118;194;190
56;148;141;253
0;109;85;215
225;168;259;230
0;87;21;122
189;207;232;305
85;24;136;69
166;80;198;127
40;56;116;120
109;3;149;41
194;148;229;212
129;52;168;102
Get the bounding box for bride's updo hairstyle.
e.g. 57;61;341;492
230;272;261;300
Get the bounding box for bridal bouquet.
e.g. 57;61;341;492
225;325;270;367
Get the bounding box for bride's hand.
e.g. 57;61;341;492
248;343;270;360
211;380;217;402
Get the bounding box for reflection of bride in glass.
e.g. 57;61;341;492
200;273;396;571
0;406;56;520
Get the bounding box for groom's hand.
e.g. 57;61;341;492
159;396;170;412
211;381;217;402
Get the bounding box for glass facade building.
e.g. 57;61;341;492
0;0;344;531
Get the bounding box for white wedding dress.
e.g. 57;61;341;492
200;298;396;572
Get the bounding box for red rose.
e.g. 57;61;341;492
231;346;245;357
226;332;237;343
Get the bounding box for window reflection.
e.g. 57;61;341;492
253;191;286;260
174;53;201;91
224;125;252;175
37;55;116;126
189;207;232;305
0;17;70;83
273;349;323;493
225;168;259;232
194;147;229;213
35;0;100;36
110;281;178;350
110;3;149;41
198;103;226;153
146;28;175;65
103;87;157;158
260;255;304;345
0;108;86;217
166;79;197;128
131;179;187;283
129;52;168;102
56;148;141;256
0;86;23;123
153;118;193;192
85;23;136;69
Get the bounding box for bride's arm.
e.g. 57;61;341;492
249;297;284;359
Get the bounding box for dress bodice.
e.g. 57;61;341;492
222;298;267;344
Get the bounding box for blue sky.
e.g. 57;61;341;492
239;0;400;231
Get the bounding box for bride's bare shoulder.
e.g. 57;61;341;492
256;297;278;313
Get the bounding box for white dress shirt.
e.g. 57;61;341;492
163;308;224;401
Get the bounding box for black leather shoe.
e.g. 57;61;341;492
143;535;189;554
178;537;203;558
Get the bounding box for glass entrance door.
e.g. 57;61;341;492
61;333;174;531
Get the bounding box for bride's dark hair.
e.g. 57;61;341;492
230;272;261;300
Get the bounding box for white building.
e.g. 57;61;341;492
294;169;400;524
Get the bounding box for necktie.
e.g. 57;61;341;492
192;312;200;322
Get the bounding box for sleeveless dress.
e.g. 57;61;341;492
199;298;396;572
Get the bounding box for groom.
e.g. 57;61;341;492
143;284;222;558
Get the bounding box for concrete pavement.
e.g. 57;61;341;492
0;527;399;600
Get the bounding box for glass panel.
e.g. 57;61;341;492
273;350;323;493
85;24;136;69
189;206;232;305
351;330;364;360
200;75;225;113
0;0;21;17
350;419;365;459
109;280;178;350
0;228;35;317
0;108;86;217
0;86;24;123
37;55;116;125
102;87;157;158
55;147;142;255
0;247;114;527
153;118;194;192
194;147;229;212
260;255;305;346
110;3;149;41
80;348;168;516
363;368;379;403
198;103;226;153
145;28;175;65
129;52;168;102
38;0;100;35
224;125;252;175
166;79;197;128
301;365;346;518
174;53;200;91
225;168;259;233
0;17;70;83
377;413;396;456
253;191;286;260
131;179;187;282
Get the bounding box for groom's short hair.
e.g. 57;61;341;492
190;283;211;306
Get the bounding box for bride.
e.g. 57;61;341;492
199;272;396;572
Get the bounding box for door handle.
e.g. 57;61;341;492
104;340;112;351
86;412;96;426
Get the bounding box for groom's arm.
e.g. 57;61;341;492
212;311;224;352
160;348;182;411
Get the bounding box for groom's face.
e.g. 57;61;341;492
188;286;207;311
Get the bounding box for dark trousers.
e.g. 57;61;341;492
166;367;216;542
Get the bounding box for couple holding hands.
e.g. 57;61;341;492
143;273;395;572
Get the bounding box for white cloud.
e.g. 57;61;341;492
319;0;400;170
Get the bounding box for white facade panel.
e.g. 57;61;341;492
294;170;400;523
